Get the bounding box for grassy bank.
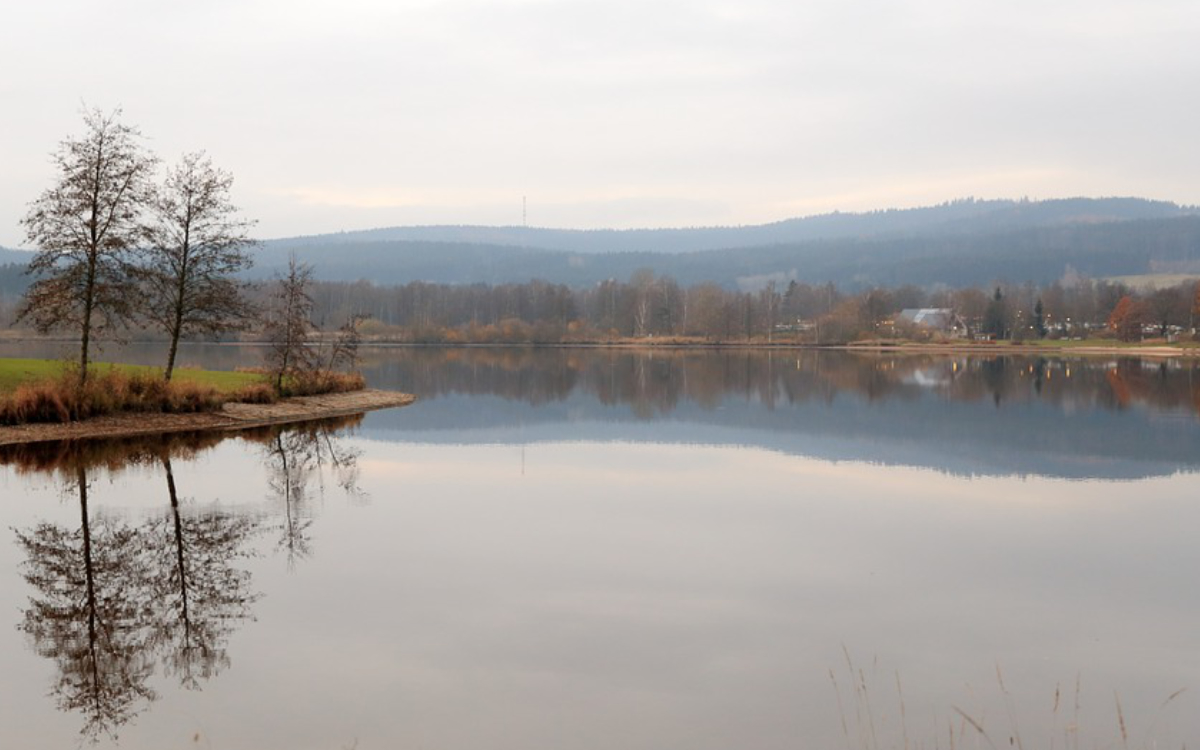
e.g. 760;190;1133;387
0;359;268;426
0;358;369;426
0;358;260;394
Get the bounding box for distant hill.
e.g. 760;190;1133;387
0;246;32;266
0;247;31;297
6;199;1200;292
251;198;1200;290
266;197;1196;256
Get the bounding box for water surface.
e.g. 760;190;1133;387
0;343;1196;748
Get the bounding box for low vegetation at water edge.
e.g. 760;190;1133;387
0;359;371;427
0;363;267;426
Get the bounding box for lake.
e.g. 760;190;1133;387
1;342;1197;748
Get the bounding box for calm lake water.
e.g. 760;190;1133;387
1;342;1197;748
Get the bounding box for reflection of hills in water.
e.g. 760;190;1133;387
6;418;364;742
358;349;1200;480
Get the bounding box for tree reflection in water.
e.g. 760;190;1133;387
144;455;260;689
368;347;1200;418
5;417;363;741
260;418;366;569
15;464;157;742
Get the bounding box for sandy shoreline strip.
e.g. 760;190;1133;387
0;389;416;447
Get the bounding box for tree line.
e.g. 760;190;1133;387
296;271;1200;345
8;255;1197;347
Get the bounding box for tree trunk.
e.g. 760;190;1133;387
80;267;96;387
166;230;191;382
165;333;180;382
166;277;186;381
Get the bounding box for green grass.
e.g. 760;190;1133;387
0;358;262;395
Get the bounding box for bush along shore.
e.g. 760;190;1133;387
0;360;367;427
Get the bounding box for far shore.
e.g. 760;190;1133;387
1;332;1196;357
0;389;415;447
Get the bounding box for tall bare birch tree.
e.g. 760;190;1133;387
18;108;156;383
141;152;256;380
264;256;316;393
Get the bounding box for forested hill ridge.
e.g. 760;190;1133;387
0;246;30;266
269;197;1195;255
0;249;28;296
251;197;1200;290
4;198;1200;292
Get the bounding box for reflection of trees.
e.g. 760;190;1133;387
364;347;1200;419
143;456;261;689
11;431;274;741
15;466;157;742
266;429;315;567
258;417;365;569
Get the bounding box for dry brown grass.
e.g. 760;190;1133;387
0;365;368;426
0;369;227;425
230;382;279;404
280;370;367;398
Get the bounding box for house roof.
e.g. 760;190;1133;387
898;308;955;327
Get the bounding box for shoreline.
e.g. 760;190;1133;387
0;389;416;447
341;339;1196;357
1;335;1195;358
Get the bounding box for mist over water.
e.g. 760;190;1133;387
0;343;1196;748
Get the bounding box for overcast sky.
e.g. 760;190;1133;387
2;0;1198;246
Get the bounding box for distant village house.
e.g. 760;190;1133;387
896;308;966;337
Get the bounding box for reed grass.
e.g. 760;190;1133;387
0;359;370;425
831;650;1190;750
0;368;231;425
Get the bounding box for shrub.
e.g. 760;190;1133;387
279;370;366;398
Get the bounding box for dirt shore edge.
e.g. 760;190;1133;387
0;389;416;447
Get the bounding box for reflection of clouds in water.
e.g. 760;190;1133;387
303;439;1200;748
1;430;1194;746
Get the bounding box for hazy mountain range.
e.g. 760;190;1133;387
3;197;1199;290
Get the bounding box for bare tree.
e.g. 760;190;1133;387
18;108;157;383
319;313;366;375
263;255;316;393
140;152;257;380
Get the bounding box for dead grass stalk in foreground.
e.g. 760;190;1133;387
833;650;1190;750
